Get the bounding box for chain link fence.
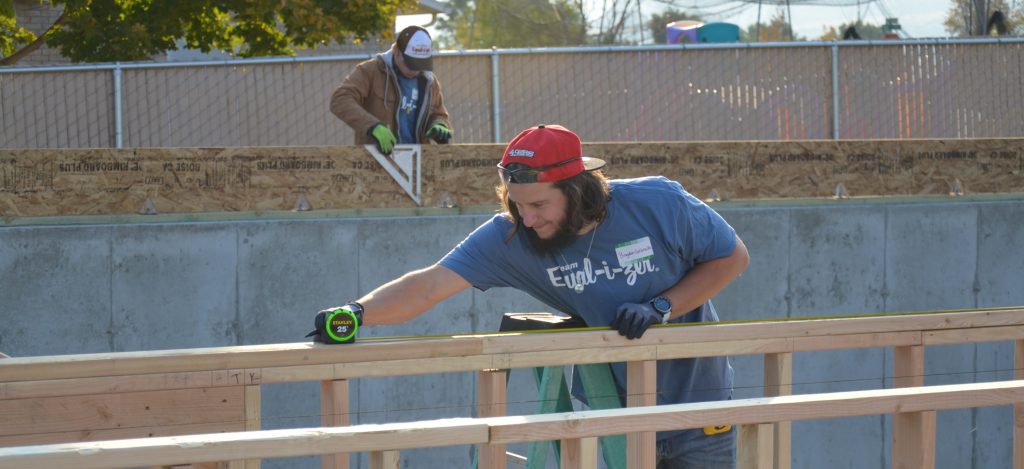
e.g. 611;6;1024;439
2;38;1023;148
837;41;1024;139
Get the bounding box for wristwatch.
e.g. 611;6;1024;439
650;296;672;324
344;301;365;324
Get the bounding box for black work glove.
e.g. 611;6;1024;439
368;123;396;154
425;123;452;144
609;302;661;339
307;303;364;344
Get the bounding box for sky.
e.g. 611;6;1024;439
720;0;953;39
398;0;958;43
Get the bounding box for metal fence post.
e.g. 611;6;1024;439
491;47;501;144
113;62;123;148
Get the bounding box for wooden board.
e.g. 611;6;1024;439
0;421;243;448
2;139;1022;217
2;308;1023;384
487;380;1024;444
2;381;1021;469
0;369;253;400
0;387;246;446
0;418;491;469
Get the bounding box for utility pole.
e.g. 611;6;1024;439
970;0;989;35
637;0;645;43
785;0;794;40
755;0;763;41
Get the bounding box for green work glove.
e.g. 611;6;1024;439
426;123;452;144
369;123;396;154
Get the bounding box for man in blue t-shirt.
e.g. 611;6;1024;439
325;124;749;468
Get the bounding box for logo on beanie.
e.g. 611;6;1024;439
508;149;535;157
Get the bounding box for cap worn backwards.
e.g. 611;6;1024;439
396;25;433;72
499;124;606;183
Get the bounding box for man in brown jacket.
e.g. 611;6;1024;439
330;25;452;155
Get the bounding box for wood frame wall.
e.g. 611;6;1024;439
2;380;1023;469
2;307;1023;469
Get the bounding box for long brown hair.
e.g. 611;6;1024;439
497;170;610;241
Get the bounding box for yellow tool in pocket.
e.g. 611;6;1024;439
703;424;732;436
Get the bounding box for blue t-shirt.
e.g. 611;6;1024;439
439;177;736;416
395;72;421;144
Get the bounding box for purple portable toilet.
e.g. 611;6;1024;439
666;20;702;44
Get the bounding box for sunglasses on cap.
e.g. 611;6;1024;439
496;158;580;184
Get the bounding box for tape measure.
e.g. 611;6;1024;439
307;305;362;344
325;307;359;343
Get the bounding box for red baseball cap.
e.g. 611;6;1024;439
498;125;606;183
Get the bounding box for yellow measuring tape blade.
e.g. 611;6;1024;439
356;305;1024;342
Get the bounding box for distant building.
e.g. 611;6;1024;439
12;0;67;66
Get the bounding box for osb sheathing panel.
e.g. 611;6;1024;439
2;139;1022;217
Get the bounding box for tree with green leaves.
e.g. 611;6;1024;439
436;0;586;49
1;0;35;60
944;0;1021;36
647;7;702;44
1;0;415;66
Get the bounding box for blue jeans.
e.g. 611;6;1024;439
655;426;736;469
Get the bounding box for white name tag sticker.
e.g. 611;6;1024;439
615;237;654;267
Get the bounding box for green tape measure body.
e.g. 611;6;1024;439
325;307;360;343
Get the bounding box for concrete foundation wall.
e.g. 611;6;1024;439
2;196;1023;468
